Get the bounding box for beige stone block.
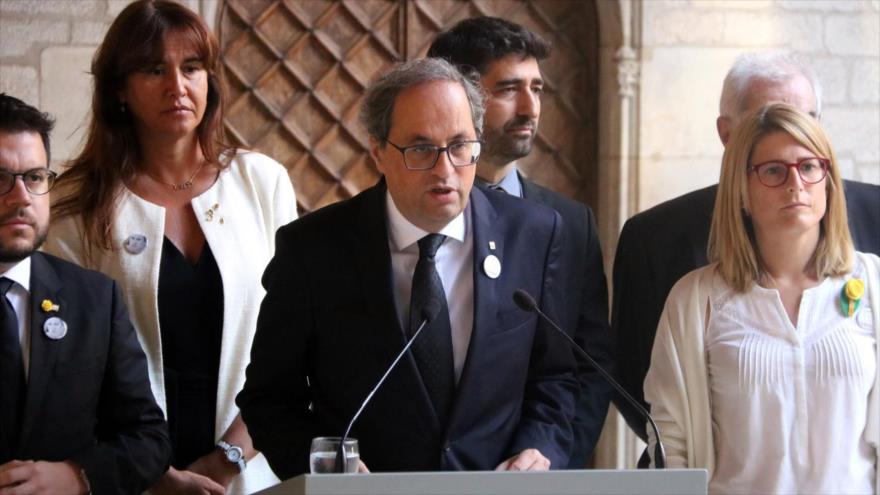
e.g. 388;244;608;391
639;48;736;158
781;0;870;11
637;156;720;211
0;18;69;57
692;0;774;9
721;12;824;51
854;161;880;184
72;21;110;45
851;58;880;103
836;156;858;181
40;46;96;164
810;57;849;105
0;0;101;16
825;15;880;55
644;0;692;7
107;0;133;17
0;65;38;106
107;0;217;27
642;8;726;45
822;107;880;162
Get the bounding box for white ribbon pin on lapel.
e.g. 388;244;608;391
43;316;68;340
483;241;501;279
123;233;148;254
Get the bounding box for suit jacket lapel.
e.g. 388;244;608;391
351;182;439;428
352;182;405;350
18;253;64;452
518;172;547;203
451;188;500;419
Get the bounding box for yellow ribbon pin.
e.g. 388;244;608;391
840;279;864;317
40;299;60;312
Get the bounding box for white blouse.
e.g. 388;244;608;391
705;259;876;494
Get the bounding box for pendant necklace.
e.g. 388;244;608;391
147;161;206;191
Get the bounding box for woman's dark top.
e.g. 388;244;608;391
158;236;224;469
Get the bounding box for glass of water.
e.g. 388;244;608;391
309;437;359;474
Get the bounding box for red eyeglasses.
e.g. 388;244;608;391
747;157;829;188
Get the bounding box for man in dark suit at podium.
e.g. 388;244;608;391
612;52;880;442
0;94;169;493
238;58;577;479
428;17;614;468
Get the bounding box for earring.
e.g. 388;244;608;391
120;102;127;113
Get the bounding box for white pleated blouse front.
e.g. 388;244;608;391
705;260;876;494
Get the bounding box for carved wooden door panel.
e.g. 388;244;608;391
220;0;598;214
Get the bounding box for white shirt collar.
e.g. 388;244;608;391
385;191;466;251
1;256;31;292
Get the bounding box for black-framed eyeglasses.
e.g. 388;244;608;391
385;139;482;170
748;157;829;188
0;168;58;196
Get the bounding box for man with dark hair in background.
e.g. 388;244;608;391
429;17;614;468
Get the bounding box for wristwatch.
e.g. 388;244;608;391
217;440;246;473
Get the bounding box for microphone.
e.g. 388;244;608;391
512;289;667;469
334;299;442;473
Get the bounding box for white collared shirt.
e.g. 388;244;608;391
1;256;32;379
476;165;523;198
385;192;474;383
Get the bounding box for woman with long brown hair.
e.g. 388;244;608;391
44;1;295;492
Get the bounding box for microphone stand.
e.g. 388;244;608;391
512;289;667;469
334;303;439;473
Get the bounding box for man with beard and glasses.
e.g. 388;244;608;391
428;17;614;468
0;94;169;494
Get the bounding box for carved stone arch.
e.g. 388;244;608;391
592;0;644;470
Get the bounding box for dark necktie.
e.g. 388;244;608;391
489;184;508;194
0;277;24;455
408;234;454;427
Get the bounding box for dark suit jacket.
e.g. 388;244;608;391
0;252;170;493
612;180;880;440
237;182;578;479
509;177;614;467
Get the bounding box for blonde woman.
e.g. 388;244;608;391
644;103;879;494
43;1;295;493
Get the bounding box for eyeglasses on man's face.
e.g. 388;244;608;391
0;168;58;196
385;140;482;171
747;157;829;188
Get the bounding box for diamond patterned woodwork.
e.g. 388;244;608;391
220;0;598;214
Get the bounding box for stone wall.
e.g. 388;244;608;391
2;0;876;199
0;0;214;167
637;0;880;210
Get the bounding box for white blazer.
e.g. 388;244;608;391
44;151;298;493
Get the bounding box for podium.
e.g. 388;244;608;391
256;469;708;494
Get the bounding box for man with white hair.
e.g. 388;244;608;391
612;52;880;442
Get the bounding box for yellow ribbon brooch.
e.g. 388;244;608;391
840;279;864;317
40;299;60;312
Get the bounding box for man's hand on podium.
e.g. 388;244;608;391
356;460;370;473
494;449;550;471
